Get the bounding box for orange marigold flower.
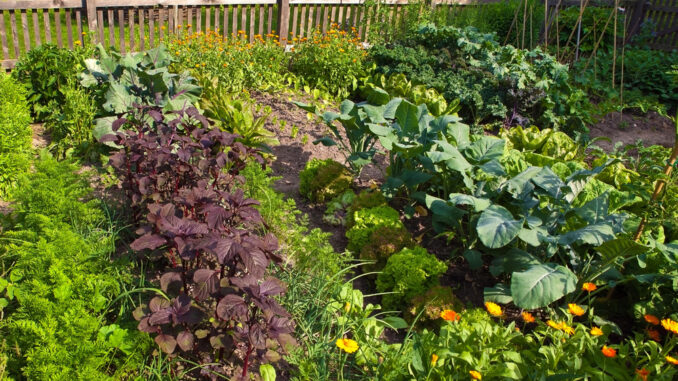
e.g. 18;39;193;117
667;355;678;365
590;326;603;336
636;368;650;381
582;282;597;292
431;353;438;366
469;370;482;380
335;338;359;353
644;314;660;325
662;318;678;334
440;309;460;322
522;311;535;323
601;345;616;358
647;328;661;342
568;303;585;317
485;302;502;317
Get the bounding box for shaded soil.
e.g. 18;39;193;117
588;111;675;152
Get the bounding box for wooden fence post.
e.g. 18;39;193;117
85;0;98;43
277;0;290;43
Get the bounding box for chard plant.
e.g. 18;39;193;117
104;105;293;380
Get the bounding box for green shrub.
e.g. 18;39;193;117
299;158;353;203
12;44;92;121
345;205;403;252
0;73;32;198
345;189;387;228
44;81;98;160
376;246;447;311
0;154;150;380
359;225;414;273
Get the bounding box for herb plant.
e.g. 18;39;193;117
104;104;292;379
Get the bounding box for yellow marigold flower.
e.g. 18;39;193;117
335;338;359;353
187;24;192;28
568;303;585;317
522;311;535;323
662;318;678;334
344;302;351;313
645;314;660;325
561;322;575;335
667;355;678;365
440;309;460;322
74;40;81;45
469;370;482;380
485;302;502;317
590;326;603;336
547;320;562;330
431;353;438;366
582;282;597;292
601;345;616;358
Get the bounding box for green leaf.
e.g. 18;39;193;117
381;316;409;329
448;193;491;211
313;137;337;147
489;248;541;276
595;238;648;262
103;83;136;113
484;283;513;304
366;87;391;105
463;249;483;270
558;224;615;246
465;137;504;164
476;205;523;249
259;364;276;381
395;99;420;134
511;263;577;309
532;166;565;199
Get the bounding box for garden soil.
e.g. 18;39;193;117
588;111;675;151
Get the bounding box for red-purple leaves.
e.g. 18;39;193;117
111;105;292;376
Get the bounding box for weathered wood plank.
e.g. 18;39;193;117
118;8;125;53
196;5;202;32
53;8;62;47
20;9;29;51
138;7;145;50
129;8;135;50
74;8;82;46
232;4;237;35
223;5;229;39
267;4;273;34
299;5;306;36
322;3;329;33
205;6;210;31
108;8;114;47
0;12;9;60
97;8;104;43
149;8;155;47
241;5;246;35
258;4;264;35
32;9;40;46
42;9;51;44
66;8;74;48
250;4;255;40
0;1;82;11
291;4;299;36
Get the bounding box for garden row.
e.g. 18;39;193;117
0;9;677;380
